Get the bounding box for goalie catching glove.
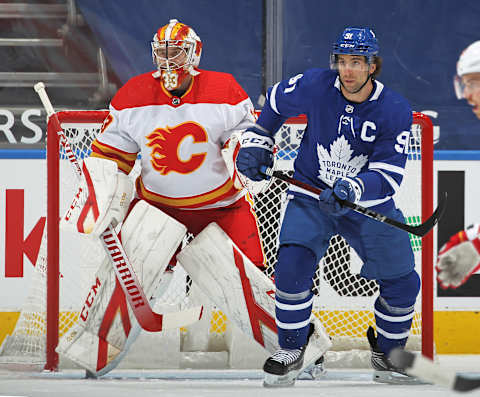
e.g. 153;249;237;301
436;224;480;289
61;157;134;237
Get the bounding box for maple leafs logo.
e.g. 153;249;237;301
317;135;368;185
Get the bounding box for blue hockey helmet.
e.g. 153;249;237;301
331;27;379;63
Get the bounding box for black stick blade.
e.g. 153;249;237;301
404;192;448;237
454;376;480;392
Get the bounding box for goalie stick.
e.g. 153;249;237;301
389;348;480;392
34;82;202;332
261;167;446;238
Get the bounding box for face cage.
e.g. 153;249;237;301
151;40;195;71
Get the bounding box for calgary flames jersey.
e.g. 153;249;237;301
91;69;256;210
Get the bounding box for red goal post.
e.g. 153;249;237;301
0;110;434;371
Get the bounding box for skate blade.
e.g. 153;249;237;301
263;370;300;387
300;362;327;380
373;370;430;385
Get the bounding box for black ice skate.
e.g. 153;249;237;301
263;320;330;387
367;326;427;385
263;346;307;387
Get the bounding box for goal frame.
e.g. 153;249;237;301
46;111;109;370
44;110;434;371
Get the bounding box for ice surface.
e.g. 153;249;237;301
0;355;478;397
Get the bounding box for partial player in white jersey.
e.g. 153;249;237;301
453;40;480;120
436;42;480;289
237;27;422;386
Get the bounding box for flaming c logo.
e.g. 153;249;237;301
146;122;208;175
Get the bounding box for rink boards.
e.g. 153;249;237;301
1;154;480;354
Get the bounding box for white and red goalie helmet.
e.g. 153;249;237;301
151;19;203;91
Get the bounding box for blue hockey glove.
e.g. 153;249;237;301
235;127;274;181
318;177;363;216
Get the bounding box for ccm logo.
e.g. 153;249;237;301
64;187;83;221
79;277;102;321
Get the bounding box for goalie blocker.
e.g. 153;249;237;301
177;222;332;386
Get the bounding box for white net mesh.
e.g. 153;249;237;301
0;111;429;369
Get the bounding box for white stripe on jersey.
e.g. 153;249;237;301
374;308;415;323
359;196;391;207
275;316;312;330
270;82;281;114
369;80;384;101
369;161;405;176
275;297;314;311
376;326;410;340
372;169;400;193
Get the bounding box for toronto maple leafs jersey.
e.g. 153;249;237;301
257;68;413;212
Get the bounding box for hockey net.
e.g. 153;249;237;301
0;111;434;371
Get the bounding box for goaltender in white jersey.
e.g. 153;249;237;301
90;21;265;268
94;60;252;211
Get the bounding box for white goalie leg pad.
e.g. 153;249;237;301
177;222;331;368
56;200;187;375
61;157;134;237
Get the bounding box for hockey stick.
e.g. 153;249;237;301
389;348;480;392
34;82;202;331
261;167;446;237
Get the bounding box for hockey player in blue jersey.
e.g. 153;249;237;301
236;27;420;387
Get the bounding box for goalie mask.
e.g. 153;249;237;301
454;41;480;99
151;19;202;91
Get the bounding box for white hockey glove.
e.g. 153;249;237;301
436;224;480;289
221;131;272;195
61;157;134;237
